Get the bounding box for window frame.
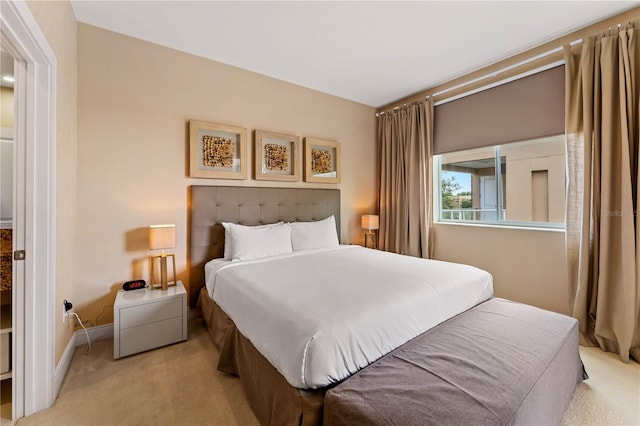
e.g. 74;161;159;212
433;140;566;230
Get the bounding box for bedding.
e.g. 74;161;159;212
188;185;341;307
206;245;493;389
289;215;339;251
222;221;291;261
222;221;284;260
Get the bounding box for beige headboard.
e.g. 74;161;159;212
189;185;340;307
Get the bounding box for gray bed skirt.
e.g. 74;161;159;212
324;298;588;426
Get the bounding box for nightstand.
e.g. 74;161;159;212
114;280;187;359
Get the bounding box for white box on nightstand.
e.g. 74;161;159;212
114;280;187;359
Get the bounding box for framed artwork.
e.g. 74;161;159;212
304;138;341;183
189;120;247;179
254;130;301;182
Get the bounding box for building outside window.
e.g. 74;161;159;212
435;134;565;228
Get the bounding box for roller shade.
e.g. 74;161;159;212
434;65;564;155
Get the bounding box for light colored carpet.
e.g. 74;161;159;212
560;346;640;425
4;317;639;426
14;317;259;426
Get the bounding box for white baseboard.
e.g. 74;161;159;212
53;323;113;398
53;332;76;397
74;323;113;346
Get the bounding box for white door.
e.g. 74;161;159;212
480;176;497;221
2;0;58;418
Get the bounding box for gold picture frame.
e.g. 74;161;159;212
254;130;301;182
304;138;341;183
189;120;247;179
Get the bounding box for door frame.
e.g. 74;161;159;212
0;0;57;418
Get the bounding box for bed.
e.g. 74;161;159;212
189;185;586;425
206;244;493;389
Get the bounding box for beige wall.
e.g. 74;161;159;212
1;87;14;128
26;0;78;365
76;24;377;324
437;134;568;315
433;223;569;315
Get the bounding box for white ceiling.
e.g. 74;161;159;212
70;1;637;107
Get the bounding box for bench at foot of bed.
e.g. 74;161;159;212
324;298;588;426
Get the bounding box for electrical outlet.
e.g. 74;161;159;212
63;300;74;324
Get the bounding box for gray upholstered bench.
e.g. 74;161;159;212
324;298;587;426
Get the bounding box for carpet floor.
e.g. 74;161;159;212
4;316;639;425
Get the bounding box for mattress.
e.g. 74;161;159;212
324;298;588;426
206;245;493;389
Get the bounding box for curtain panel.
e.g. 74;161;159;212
565;20;640;362
377;99;434;258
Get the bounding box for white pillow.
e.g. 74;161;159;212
222;221;282;259
289;215;339;251
222;222;292;261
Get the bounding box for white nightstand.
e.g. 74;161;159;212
114;280;187;359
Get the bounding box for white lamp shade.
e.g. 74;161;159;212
149;224;176;250
361;215;379;231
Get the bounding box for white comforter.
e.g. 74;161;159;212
206;245;493;389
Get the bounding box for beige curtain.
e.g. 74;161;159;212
378;98;434;258
565;20;640;362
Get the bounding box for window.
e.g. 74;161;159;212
435;135;565;228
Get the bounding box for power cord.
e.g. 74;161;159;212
71;312;92;355
75;318;94;328
95;305;113;326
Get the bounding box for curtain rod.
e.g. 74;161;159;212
375;50;564;117
376;6;639;115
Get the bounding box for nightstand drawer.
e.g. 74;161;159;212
114;281;187;359
119;316;183;357
120;297;182;329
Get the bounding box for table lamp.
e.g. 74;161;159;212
149;224;176;290
361;215;379;249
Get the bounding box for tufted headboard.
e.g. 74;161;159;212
188;185;340;307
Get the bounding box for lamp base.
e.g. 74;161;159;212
150;253;177;290
149;281;177;290
364;232;377;249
